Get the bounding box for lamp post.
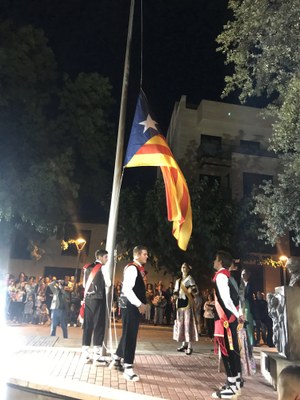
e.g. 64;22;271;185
279;255;288;286
75;238;86;283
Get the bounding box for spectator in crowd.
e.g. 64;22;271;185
193;291;203;335
70;281;81;312
145;283;154;323
203;293;215;340
68;303;79;327
254;291;274;347
199;289;209;335
241;269;255;346
40;303;50;325
49;279;70;338
45;276;54;318
32;305;41;325
153;283;166;326
25;276;37;301
173;262;199;355
23;294;34;323
9;275;26;323
165;282;175;326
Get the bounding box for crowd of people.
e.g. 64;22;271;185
5;246;290;399
4;267;275;347
5;272;83;327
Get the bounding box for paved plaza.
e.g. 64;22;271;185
3;322;278;400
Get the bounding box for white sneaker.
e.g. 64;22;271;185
81;347;92;364
123;370;140;382
94;357;107;366
109;355;123;370
212;384;239;398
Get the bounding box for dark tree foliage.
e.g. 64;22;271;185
0;20;115;251
117;142;265;288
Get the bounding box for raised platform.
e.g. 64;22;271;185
261;351;300;389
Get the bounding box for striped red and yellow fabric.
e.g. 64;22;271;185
124;91;192;251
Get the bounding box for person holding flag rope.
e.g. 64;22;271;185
81;249;111;365
110;245;148;382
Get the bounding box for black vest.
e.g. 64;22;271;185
84;262;105;300
130;264;146;304
214;274;239;320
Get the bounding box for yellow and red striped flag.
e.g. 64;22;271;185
124;90;192;251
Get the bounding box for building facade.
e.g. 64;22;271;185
167;96;286;293
6;222;172;287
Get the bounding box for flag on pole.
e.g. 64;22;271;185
124;90;192;251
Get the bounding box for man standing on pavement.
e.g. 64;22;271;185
49;279;70;338
110;245;147;382
165;281;175;326
241;268;255;346
212;250;244;399
81;249;111;365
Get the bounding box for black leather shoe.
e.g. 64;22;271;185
177;345;188;352
186;348;193;355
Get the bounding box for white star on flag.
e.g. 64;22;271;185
139;114;158;133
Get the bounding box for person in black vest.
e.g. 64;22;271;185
81;249;110;365
110;245;147;382
212;250;244;399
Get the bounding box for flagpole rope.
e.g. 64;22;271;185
140;0;144;88
106;169;125;356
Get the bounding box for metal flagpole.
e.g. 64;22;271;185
103;0;135;356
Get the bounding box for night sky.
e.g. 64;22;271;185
1;0;239;220
1;0;232;131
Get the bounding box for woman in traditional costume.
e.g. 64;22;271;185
173;263;199;355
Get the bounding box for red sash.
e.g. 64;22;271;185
213;269;238;356
79;263;102;318
126;262;146;277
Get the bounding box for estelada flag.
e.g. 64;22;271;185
124;90;192;251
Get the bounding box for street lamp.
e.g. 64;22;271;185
279;255;288;286
75;238;86;282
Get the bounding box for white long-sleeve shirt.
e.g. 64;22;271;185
215;269;241;319
122;261;144;308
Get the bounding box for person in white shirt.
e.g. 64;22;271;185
212;250;244;399
110;245;147;382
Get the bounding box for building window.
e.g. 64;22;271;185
240;140;260;154
200;134;222;156
243;173;273;197
199;174;221;188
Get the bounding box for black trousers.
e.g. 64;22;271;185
116;302;140;364
221;319;241;377
206;318;215;339
82;297;106;346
